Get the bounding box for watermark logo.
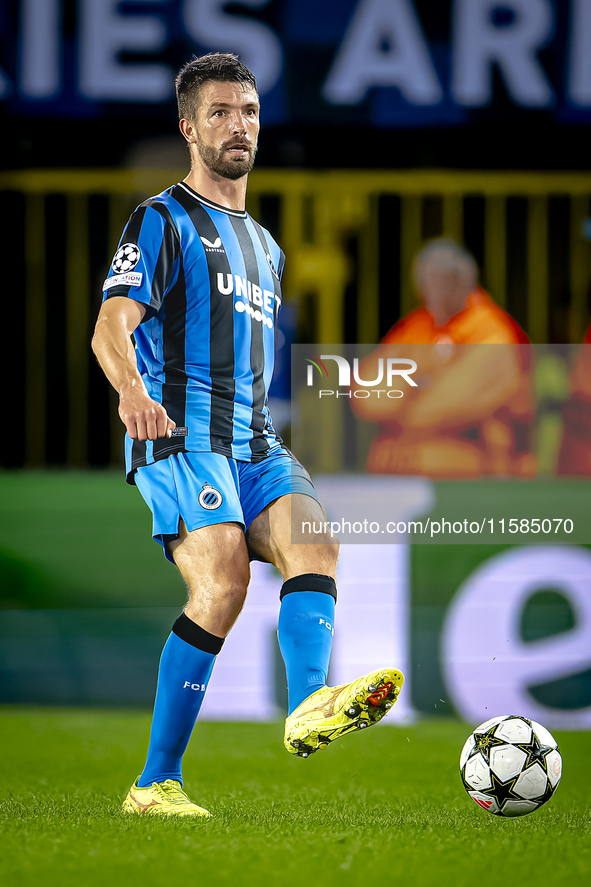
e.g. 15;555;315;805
305;354;418;399
305;355;329;383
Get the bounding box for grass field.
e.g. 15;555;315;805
1;710;589;887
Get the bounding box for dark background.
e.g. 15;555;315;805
1;0;589;171
2;0;591;470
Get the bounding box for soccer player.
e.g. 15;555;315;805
91;53;403;818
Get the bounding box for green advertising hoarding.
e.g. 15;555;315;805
1;473;590;728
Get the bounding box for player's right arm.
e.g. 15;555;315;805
91;297;175;441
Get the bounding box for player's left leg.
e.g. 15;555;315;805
242;458;403;757
238;451;339;715
247;491;339;714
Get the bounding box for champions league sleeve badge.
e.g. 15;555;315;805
112;243;141;273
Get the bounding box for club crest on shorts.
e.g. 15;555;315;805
198;484;223;510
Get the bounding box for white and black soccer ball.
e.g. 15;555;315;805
460;715;562;817
112;243;141;273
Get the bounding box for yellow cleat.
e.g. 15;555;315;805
122;778;211;817
284;668;404;758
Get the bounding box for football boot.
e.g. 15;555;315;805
284;667;404;757
122;778;211;817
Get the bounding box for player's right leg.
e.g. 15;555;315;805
122;453;249;817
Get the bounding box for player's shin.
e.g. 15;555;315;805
137;613;223;787
277;574;337;715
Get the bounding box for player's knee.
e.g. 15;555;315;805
323;536;340;572
185;551;249;626
300;523;340;573
313;527;340;562
296;536;339;579
211;546;250;599
228;552;251;597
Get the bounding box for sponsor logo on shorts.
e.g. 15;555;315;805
198;484;223;510
170;426;188;437
103;272;143;290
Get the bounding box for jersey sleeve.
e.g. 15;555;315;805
102;202;179;320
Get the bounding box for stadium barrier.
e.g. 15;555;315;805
1;168;590;468
1;471;590;728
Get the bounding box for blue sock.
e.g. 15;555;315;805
137;614;223;787
277;575;336;715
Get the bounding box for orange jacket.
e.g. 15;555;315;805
355;288;535;477
383;287;529;345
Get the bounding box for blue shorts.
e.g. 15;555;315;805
135;449;319;562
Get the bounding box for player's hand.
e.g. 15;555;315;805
118;389;176;441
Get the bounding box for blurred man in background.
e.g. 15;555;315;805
353;239;536;478
384;238;528;346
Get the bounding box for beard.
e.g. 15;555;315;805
195;132;257;180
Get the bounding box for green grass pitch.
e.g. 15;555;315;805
1;710;589;887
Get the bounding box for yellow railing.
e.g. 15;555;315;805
2;168;590;467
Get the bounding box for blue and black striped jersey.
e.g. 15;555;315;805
102;182;285;482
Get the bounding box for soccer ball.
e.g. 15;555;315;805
459;715;562;817
112;243;141;273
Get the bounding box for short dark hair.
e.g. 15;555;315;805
175;53;258;119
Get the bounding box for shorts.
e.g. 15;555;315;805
134;448;319;562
